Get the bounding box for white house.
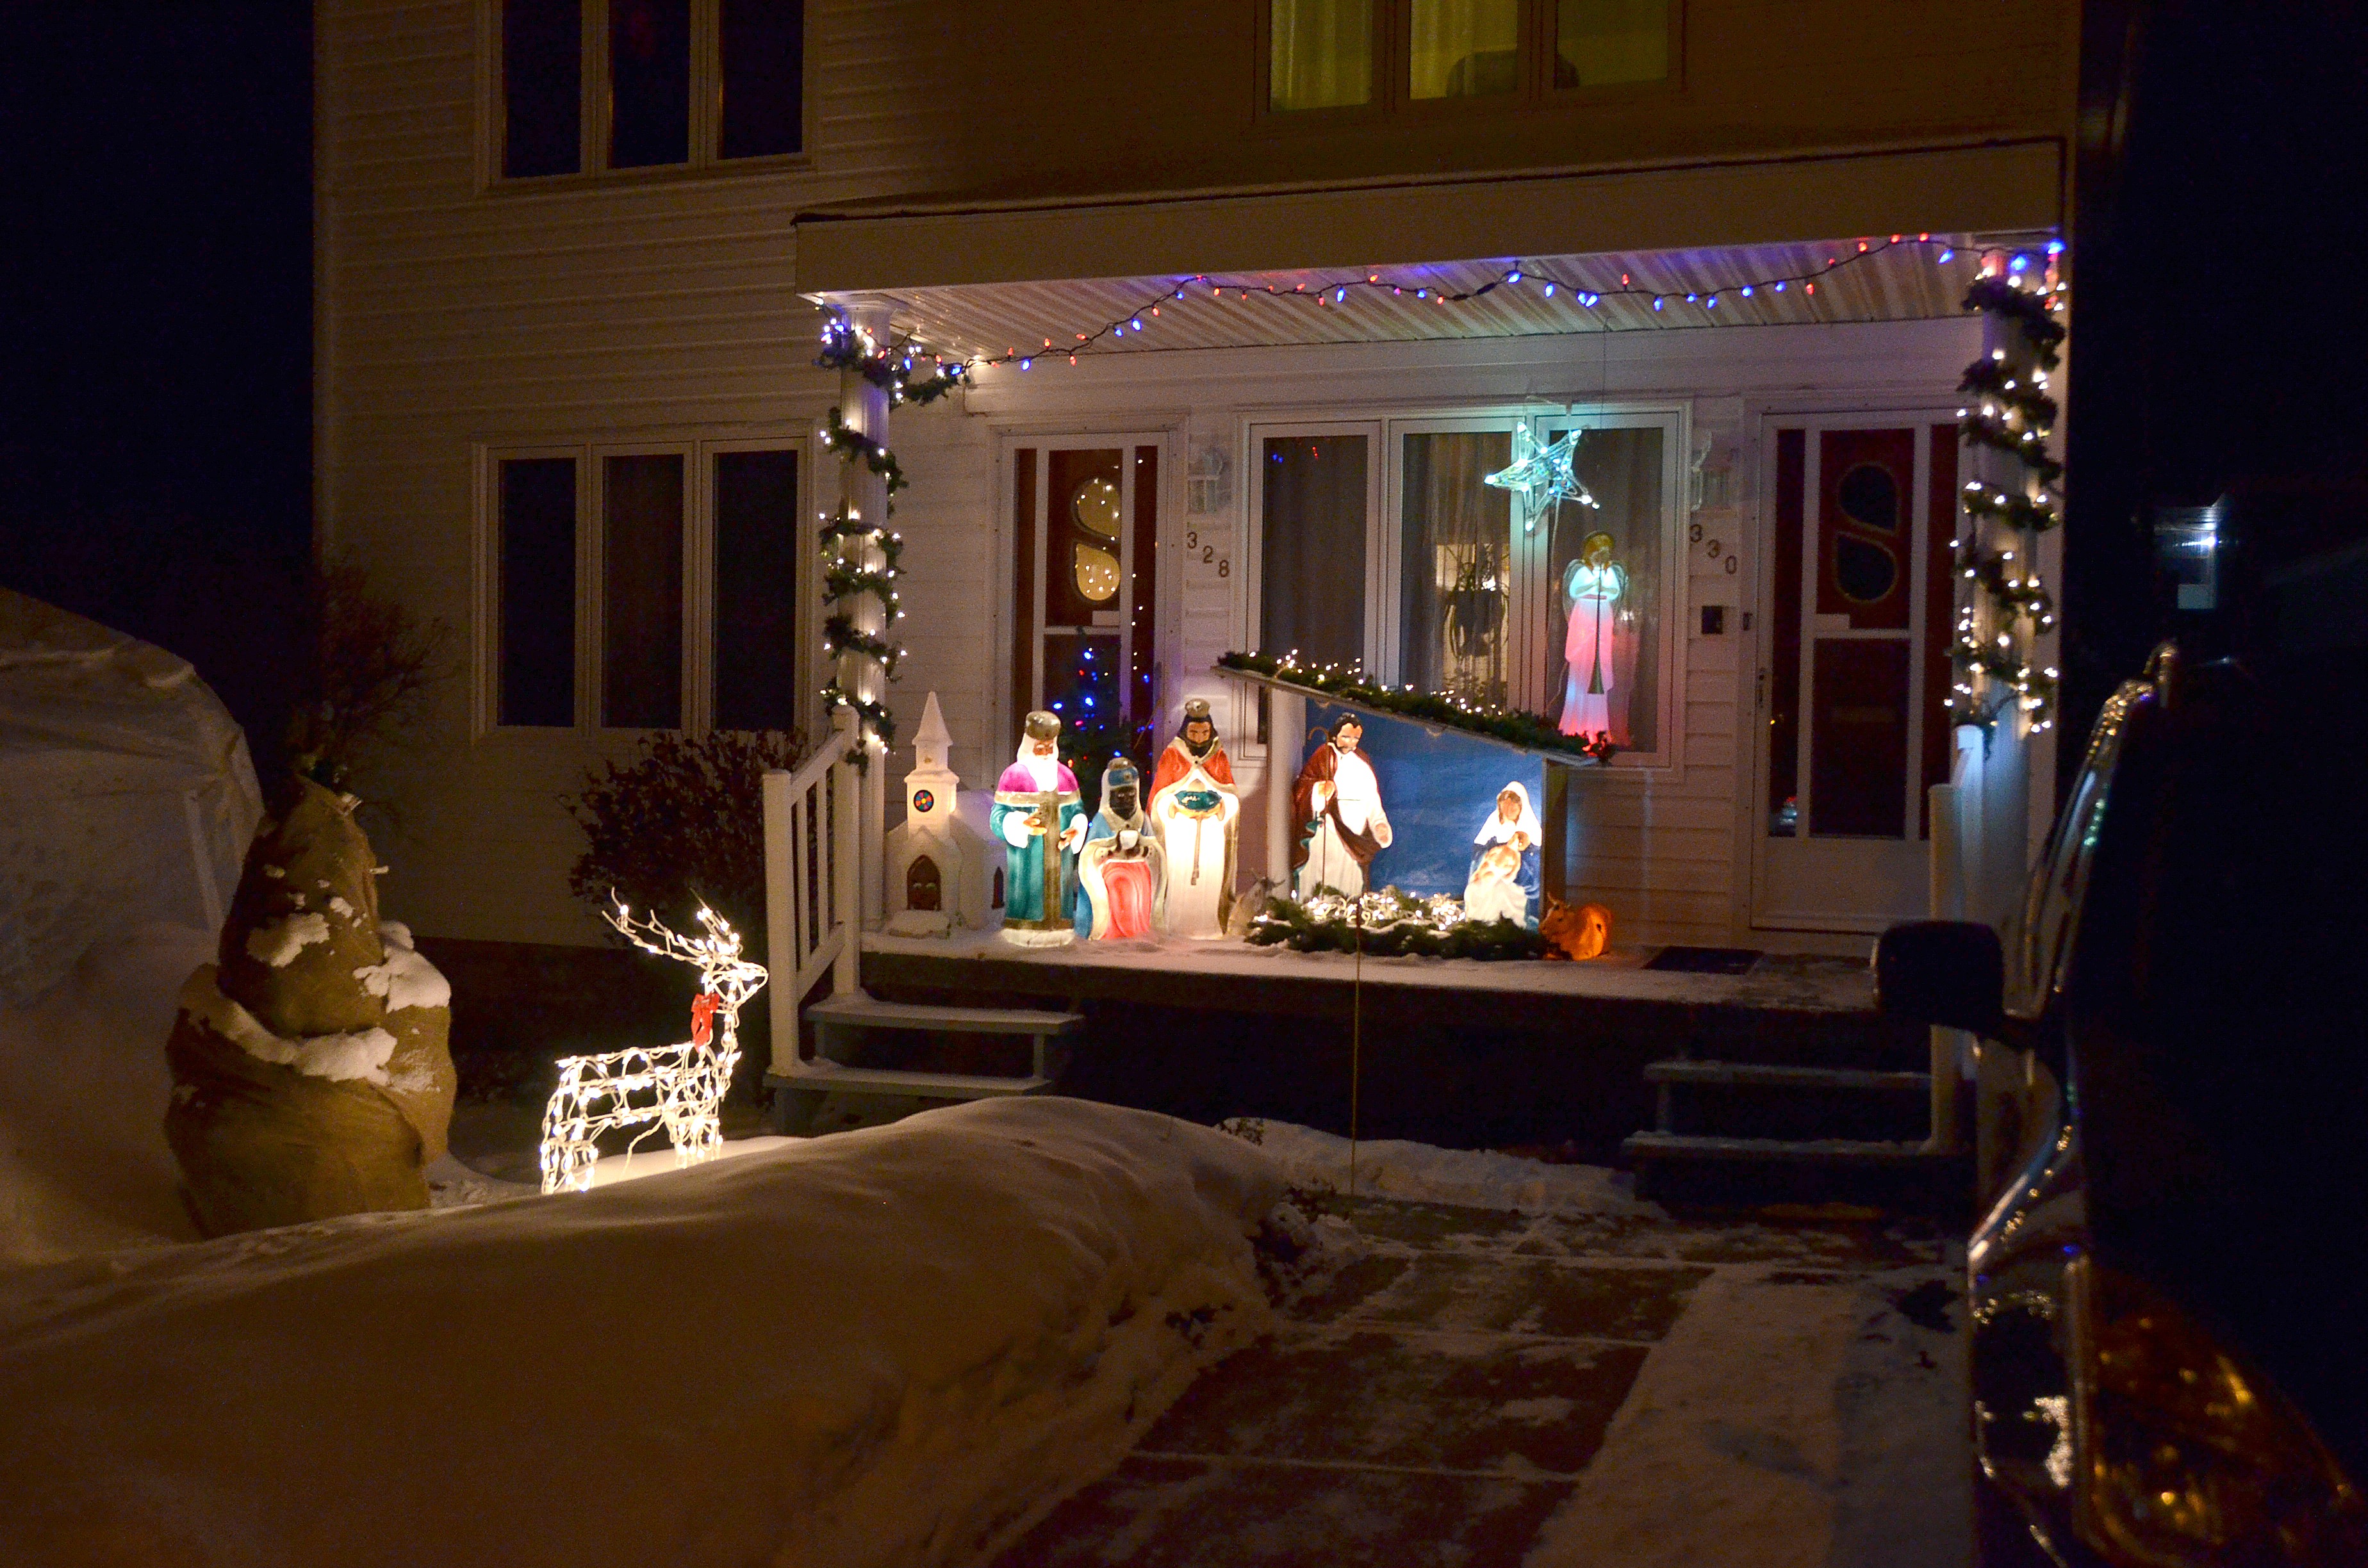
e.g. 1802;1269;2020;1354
317;0;2075;956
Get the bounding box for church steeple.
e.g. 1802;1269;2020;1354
905;691;958;826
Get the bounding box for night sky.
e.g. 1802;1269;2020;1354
2;3;314;764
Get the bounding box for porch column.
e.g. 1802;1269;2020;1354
1264;687;1304;888
835;302;894;924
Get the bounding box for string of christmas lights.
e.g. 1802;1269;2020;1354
938;234;2051;372
1217;649;1616;763
1950;256;2068;731
813;316;916;751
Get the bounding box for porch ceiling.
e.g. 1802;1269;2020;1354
818;233;2051;369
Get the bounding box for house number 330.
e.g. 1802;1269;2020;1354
1183;530;1229;577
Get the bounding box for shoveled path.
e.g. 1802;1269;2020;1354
996;1195;1968;1568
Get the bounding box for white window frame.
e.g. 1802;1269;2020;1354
481;0;813;192
475;430;819;743
1241;402;1690;770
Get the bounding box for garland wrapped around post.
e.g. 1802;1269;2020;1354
1950;249;2067;731
816;312;958;754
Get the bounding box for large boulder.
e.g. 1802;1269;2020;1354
163;780;456;1235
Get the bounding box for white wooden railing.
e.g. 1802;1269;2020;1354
762;708;871;1054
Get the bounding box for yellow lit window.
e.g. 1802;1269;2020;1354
1270;0;1374;111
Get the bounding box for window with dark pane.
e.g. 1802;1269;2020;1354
602;454;684;727
502;0;582;177
609;0;690;168
1260;435;1367;669
497;457;577;726
713;449;800;731
718;0;804;159
1554;0;1670;87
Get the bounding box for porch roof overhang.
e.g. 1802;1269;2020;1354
792;137;2064;298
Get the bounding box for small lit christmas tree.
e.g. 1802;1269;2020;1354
1050;642;1127;812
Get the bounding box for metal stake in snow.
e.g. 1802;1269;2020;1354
538;899;768;1194
1349;902;1363;1199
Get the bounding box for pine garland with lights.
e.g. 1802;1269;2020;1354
821;407;907;496
815;318;968;406
1217;651;1616;763
1247;888;1551;960
1949;250;2068;731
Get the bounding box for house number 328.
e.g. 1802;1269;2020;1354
1183;530;1228;576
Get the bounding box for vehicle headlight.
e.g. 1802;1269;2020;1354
2067;1257;2368;1565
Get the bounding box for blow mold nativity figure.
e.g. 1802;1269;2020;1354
1561;530;1628;740
1074;759;1166;940
1148;697;1240;940
1292;712;1393;899
992;710;1087;945
1463;781;1543;928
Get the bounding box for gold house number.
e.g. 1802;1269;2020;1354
1183;530;1228;576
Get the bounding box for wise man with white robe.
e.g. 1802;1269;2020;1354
990;711;1085;945
1463;781;1543;927
1292;714;1393;899
1148;698;1239;939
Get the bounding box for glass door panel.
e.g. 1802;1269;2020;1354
1540;421;1663;751
1397;428;1514;706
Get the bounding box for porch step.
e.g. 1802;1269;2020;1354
1643;1062;1928;1093
1622;1131;1968;1215
770;989;1085;1135
1624;1132;1937;1165
771;1060;1052;1098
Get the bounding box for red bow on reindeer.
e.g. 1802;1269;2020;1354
690;991;721;1048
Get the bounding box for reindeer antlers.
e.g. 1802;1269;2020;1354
603;894;769;1007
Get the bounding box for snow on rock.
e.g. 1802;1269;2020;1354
1220;1117;1655;1216
0;922;210;1262
0;1097;1283;1568
240;911;329;968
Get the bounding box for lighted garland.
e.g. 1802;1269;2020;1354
815;498;908;749
816;317;967;406
1950;254;2068;730
822;407;907;495
1217;650;1616;763
918;234;2039;372
1248;888;1550;961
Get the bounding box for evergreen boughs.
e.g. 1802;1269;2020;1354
1247;889;1551;960
815;320;967;406
1217;651;1616;764
822;407;907;495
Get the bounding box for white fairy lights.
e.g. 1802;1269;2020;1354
538;900;769;1195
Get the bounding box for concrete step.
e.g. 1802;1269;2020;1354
1623;1131;1969;1216
1624;1132;1939;1165
1644;1062;1930;1092
766;1060;1053;1098
805;993;1083;1036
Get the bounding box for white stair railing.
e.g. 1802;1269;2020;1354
763;708;865;1058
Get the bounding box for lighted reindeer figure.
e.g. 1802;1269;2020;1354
538;898;769;1194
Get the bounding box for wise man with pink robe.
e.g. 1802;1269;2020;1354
1074;759;1164;940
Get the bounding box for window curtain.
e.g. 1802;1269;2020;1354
1270;0;1372;110
1399;430;1513;706
1410;0;1519;98
1260;435;1367;669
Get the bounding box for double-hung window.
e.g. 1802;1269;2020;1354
1251;407;1684;764
486;439;807;735
493;0;805;182
1265;0;1674;115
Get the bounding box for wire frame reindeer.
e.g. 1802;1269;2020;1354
538;897;769;1195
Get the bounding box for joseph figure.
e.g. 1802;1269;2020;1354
1292;714;1393;899
990;711;1086;945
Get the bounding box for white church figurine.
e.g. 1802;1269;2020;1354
884;692;994;936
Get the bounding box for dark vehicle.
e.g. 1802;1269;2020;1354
1879;639;2368;1567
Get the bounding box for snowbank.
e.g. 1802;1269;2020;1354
1220;1116;1655;1216
0;1096;1283;1568
0;920;210;1262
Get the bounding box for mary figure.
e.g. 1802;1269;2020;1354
1463;781;1543;928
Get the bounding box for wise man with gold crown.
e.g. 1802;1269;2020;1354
990;710;1086;944
1148;697;1240;939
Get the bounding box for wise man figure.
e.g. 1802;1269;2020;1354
1074;759;1165;940
1292;714;1393;899
991;711;1086;945
1149;698;1240;940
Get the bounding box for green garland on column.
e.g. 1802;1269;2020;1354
1950;261;2068;731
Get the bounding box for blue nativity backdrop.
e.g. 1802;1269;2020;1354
1303;703;1547;899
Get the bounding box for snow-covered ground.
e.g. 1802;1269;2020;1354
0;927;1287;1567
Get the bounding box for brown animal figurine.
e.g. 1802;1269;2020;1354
1539;897;1612;961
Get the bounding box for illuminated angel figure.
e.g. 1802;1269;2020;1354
1484;427;1600;529
1561;531;1628;740
538;899;768;1195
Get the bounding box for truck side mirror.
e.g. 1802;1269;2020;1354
1875;920;2008;1038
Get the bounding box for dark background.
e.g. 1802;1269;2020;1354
3;2;2364;795
1;3;315;774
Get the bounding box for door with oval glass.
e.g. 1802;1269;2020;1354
1007;438;1162;796
1752;415;1959;932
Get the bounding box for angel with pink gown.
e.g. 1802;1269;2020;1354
1559;530;1627;740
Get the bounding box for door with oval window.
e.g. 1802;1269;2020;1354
1006;438;1162;799
1752;416;1959;932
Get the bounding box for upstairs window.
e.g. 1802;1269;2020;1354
1264;0;1673;117
494;0;804;183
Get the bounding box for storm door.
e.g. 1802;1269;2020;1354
1007;437;1162;784
1752;416;1958;931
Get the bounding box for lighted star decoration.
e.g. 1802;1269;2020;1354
1485;428;1600;533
